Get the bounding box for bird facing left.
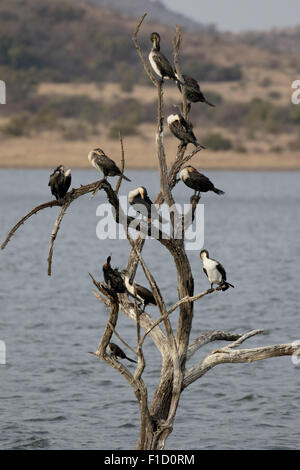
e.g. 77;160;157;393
88;148;131;181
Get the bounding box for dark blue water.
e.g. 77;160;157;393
0;169;299;450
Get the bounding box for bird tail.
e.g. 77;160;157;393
205;98;216;107
194;141;206;150
221;282;234;291
126;356;137;363
213;187;225;195
121;174;131;182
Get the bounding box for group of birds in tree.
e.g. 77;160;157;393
48;31;234;364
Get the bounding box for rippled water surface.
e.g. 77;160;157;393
0;169;299;450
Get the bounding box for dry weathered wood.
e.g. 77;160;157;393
2;15;298;452
1;200;60;250
115;132;125;196
47;199;71;276
183;331;299;389
187;330;243;360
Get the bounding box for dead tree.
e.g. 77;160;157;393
2;15;300;450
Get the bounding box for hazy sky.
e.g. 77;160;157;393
160;0;300;31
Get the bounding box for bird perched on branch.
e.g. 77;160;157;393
107;343;137;363
167;113;205;148
149;32;182;84
200;250;234;291
128;186;167;224
102;256;127;294
88;148;131;181
48;165;71;201
176;73;216;107
122;269;157;312
180;166;224;197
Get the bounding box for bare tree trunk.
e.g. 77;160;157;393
1;13;300;452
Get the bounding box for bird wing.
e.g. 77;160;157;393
136;284;156;305
184;74;201;92
178;115;191;133
63;173;71;194
216;263;227;281
152;51;175;79
202;267;208;279
97;155;121;174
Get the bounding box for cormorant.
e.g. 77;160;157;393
102;256;127;294
167;113;205;148
177;73;215;107
122;269;157;312
128;186;166;223
180;166;225;197
149;32;181;83
107;343;137;363
48;165;71;201
88;148;131;181
200;250;234;291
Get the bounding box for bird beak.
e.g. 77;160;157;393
139;188;145;199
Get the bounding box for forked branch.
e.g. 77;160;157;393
183;330;300;389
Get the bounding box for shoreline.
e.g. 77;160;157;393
1;165;300;172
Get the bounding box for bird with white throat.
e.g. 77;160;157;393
200;249;234;291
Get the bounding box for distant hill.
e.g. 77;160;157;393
0;0;299;171
82;0;212;32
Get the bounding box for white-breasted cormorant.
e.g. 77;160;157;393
180;166;224;197
176;73;215;107
88;148;131;181
48;165;71;201
167;113;205;148
128;186;166;223
107;343;137;363
122;269;157;312
200;250;234;291
149;32;181;84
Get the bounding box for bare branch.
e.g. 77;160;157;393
107;320;138;359
187;330;243;360
132;13;159;87
167;287;221;317
183;332;300;389
1;200;60;250
115;132;125;195
47;199;71;276
215;329;264;352
173;24;188;120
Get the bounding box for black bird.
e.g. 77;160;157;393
107;343;137;363
177;73;215;107
102;256;127;294
167;113;205;148
180;166;225;197
48;165;71;201
128;186;167;223
148;32;181;84
88;148;131;181
122;269;157;312
200;249;234;291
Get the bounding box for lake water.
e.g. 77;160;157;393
0;168;299;450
